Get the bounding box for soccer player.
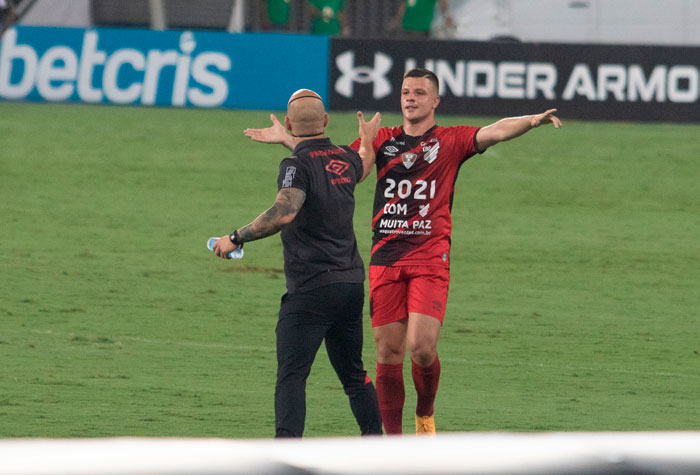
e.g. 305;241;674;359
213;89;382;438
244;69;561;435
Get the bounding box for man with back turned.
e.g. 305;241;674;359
212;89;382;438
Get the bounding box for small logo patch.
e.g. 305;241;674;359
282;166;296;187
402;153;418;169
325;159;349;176
423;143;439;164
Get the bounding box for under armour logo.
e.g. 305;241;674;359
325;159;349;176
335;51;393;99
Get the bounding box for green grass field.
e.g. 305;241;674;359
1;102;699;438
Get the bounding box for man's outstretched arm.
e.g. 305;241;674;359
476;109;562;151
356;111;381;182
212;187;306;258
243;114;296;151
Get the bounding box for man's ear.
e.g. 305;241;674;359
285;115;292;132
323;113;328;128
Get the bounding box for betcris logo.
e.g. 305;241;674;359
0;27;329;109
0;27;231;107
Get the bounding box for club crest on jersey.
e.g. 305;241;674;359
402;153;418;169
423;143;439;164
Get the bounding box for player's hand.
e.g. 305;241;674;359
357;111;382;142
244;114;290;144
212;236;238;259
531;109;562;129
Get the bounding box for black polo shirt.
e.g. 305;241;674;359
277;138;365;293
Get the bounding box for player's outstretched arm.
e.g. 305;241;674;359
212;188;306;259
476;109;562;151
357;111;381;182
243;114;296;151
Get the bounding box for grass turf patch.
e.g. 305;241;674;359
1;102;699;437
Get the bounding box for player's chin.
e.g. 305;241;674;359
403;108;419;119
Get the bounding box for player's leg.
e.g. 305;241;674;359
406;312;442;434
323;282;382;435
405;265;449;434
274;291;329;438
373;321;408;434
369;265;409;434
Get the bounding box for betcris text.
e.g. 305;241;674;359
0;27;231;107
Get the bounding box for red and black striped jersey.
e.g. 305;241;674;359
351;125;481;267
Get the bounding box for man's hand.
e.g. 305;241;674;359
357;111;381;142
212;236;239;259
531;109;562;129
243;114;295;150
357;111;381;182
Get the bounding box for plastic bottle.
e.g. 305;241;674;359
207;237;244;259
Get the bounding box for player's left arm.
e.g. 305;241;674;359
475;109;562;151
212;187;306;259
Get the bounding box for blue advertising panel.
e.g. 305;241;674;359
0;26;329;109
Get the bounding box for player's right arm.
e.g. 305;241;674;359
212;187;305;259
243;114;296;151
356;111;381;182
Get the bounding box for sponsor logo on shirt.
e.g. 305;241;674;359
310;148;345;158
325;159;351;185
383;145;399;157
325;159;349;176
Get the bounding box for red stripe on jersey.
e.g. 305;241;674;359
376;156;403;181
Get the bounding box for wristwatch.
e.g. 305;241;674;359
229;230;243;245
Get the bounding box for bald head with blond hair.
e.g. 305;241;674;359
285;89;328;138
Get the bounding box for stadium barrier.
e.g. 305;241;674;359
2;26;700;122
2;432;700;474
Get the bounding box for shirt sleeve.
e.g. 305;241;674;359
277;157;309;192
349;127;394;153
454;125;482;163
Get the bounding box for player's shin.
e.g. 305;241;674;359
376;362;405;434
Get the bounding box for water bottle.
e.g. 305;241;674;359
207;237;244;259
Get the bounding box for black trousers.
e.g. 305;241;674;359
274;282;382;437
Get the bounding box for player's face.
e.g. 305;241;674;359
400;77;440;123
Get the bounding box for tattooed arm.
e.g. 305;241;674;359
212;188;306;259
